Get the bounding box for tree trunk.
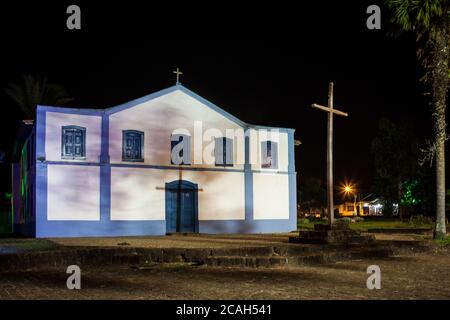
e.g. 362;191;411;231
398;179;403;220
431;29;449;239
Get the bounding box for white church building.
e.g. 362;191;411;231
12;84;297;238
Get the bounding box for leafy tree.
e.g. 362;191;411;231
385;0;449;237
299;178;327;215
371;118;420;217
401;172;435;216
3;75;72;119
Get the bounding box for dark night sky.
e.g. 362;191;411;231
0;1;440;196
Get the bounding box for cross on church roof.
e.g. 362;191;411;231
173;67;183;85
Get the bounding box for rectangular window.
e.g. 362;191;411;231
122;130;144;162
62;126;86;160
215;137;233;166
261;141;278;169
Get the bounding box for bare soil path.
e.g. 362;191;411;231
1;250;449;299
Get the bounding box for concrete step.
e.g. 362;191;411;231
201;246;393;268
203;255;289;268
298;230;362;238
289;234;375;245
367;228;433;234
0;242;396;270
289;236;328;244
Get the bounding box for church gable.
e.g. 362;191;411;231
108;86;246;166
107;85;246;129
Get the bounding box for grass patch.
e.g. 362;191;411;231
0;238;60;252
298;218;433;231
434;236;450;247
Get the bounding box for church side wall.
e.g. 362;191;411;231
35;107;107;237
248;129;297;232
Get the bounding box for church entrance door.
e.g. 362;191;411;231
165;180;198;233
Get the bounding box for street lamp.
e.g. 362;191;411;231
343;185;353;194
342;183;357;216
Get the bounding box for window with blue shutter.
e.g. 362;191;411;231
171;134;191;165
122;130;144;162
61;126;86;160
215;137;233;166
261;141;278;169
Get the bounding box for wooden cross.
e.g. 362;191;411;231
311;82;348;225
173;67;183;85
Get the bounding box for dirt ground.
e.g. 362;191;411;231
49;234;295;248
48;232;426;249
1;250;449;300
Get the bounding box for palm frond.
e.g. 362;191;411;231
3;75;73;118
386;0;450;35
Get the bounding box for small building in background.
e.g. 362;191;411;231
335;198;385;217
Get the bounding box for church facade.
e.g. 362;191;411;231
12;84;297;238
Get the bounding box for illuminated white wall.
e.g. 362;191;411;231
253;173;290;219
47;164;100;220
110;167;245;221
110;167;174;220
183;170;245;220
109;90;245;168
45;112;102;162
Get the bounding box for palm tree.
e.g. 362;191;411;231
386;0;449;238
3;75;73;119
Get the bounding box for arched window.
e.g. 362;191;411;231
171;134;191;165
215;137;233;167
61;126;86;160
261;140;278;169
122;130;144;162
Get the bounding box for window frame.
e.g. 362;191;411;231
261;140;278;169
122;130;145;162
61;125;86;160
215;137;234;167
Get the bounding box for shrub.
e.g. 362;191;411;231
409;215;433;227
298;218;310;225
354;217;365;222
337;217;352;223
435;235;450;246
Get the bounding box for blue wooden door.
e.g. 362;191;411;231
165;190;178;233
165;180;198;233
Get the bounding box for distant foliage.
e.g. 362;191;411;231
298;178;327;213
370;118;435;216
3;75;72;119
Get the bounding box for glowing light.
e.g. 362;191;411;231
342;183;355;195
